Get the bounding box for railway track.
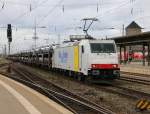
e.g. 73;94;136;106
8;64;115;114
0;63;9;68
1;62;150;113
12;63;150;101
121;71;150;77
95;83;150;100
120;76;150;85
89;81;150;100
111;85;150;99
120;72;150;85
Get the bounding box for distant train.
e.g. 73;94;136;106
9;38;120;82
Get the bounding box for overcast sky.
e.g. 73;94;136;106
0;0;150;54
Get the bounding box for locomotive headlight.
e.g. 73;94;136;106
92;64;96;68
113;64;117;68
91;64;96;68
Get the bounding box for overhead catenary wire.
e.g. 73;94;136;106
65;0;134;36
55;0;139;31
0;0;149;53
37;0;64;26
62;0;134;34
0;1;131;7
10;0;49;23
1;1;4;8
91;0;140;31
101;0;138;21
0;0;140;25
0;0;5;12
10;0;131;26
103;12;150;31
2;0;148;39
87;0;142;38
3;0;137;27
19;2;144;33
95;0;133;18
94;0;142;31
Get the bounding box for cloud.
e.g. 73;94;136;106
0;0;150;53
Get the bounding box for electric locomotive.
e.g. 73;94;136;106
52;38;120;81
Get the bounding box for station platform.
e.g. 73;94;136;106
0;74;73;114
120;62;150;75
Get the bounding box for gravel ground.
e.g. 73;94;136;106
0;58;10;64
18;64;150;114
113;79;150;94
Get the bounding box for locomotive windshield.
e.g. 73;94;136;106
90;43;115;53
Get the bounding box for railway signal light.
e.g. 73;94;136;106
7;24;12;55
7;24;12;42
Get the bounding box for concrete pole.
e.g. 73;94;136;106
142;44;145;66
148;44;150;66
4;44;6;56
8;42;10;55
122;24;125;36
124;46;127;64
119;45;122;64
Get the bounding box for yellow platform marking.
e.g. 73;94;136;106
73;46;79;71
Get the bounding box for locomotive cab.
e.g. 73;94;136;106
79;40;120;80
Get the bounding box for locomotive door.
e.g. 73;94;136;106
79;46;82;72
80;45;84;72
79;45;86;74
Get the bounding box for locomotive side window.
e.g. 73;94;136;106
90;43;115;53
81;45;84;53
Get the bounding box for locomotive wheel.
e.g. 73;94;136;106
77;75;85;81
85;75;92;84
69;71;72;77
78;76;82;81
73;74;78;79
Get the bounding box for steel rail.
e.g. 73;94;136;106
120;76;150;85
11;64;115;114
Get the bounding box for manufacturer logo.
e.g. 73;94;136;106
58;51;68;63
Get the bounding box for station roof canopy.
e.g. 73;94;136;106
112;31;150;45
